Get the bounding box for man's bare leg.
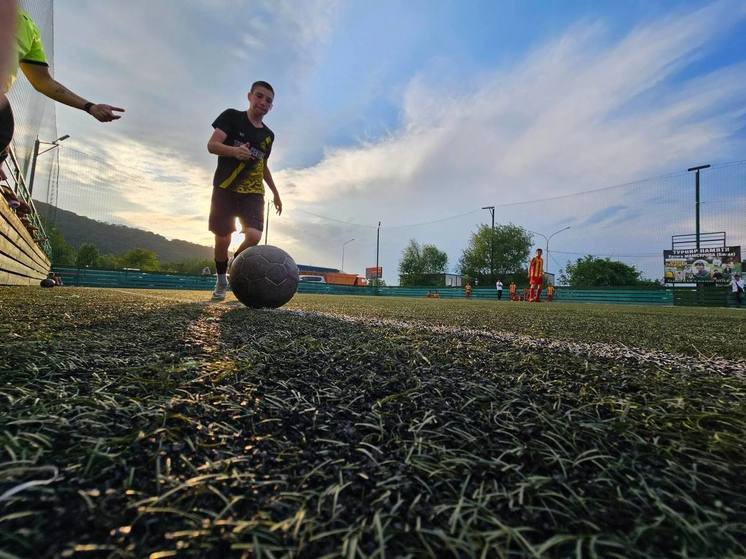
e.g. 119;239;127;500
212;229;262;300
234;227;262;258
212;233;231;300
214;233;231;262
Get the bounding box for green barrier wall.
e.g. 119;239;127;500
672;287;742;308
52;268;742;307
49;268;664;305
54;267;216;290
552;288;672;305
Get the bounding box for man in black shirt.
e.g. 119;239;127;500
207;80;282;300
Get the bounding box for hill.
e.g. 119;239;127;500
35;201;213;263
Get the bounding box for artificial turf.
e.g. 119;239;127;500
1;287;744;558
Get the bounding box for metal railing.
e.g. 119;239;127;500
1;145;51;256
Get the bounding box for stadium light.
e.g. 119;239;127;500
530;226;571;275
375;222;381;286
341;238;355;272
28;134;69;197
265;201;270;244
687;164;711;251
482;206;495;282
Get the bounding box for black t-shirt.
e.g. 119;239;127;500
212;109;274;194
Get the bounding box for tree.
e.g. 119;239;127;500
399;239;448;286
163;258;216;275
98;254;123;270
75;243;100;268
120;248;160;271
421;245;448;274
561;255;646;287
47;225;76;266
459;224;532;284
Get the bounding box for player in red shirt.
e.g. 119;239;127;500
528;248;544;302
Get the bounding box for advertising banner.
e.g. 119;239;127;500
365;266;383;280
663;246;741;284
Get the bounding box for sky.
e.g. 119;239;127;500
42;0;746;283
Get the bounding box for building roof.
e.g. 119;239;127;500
298;264;340;274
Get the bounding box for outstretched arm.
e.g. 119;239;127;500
19;62;124;121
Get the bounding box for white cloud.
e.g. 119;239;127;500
256;2;746;281
228;0;341;95
53;0;341;166
56;138;216;245
279;2;746;206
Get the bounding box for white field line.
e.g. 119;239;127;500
284;309;746;377
117;290;746;376
118;289;218;305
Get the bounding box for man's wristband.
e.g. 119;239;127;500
83;102;94;113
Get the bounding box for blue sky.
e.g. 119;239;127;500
43;0;746;283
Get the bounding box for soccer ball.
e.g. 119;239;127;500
229;245;299;308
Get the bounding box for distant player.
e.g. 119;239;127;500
547;284;555;302
528;248;544;302
495;278;503;300
731;274;744;308
207;80;282;300
509;281;517;301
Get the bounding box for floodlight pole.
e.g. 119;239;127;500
687;164;710;251
28;134;69;197
341;238;354;272
482;206;495;282
264;201;270;244
545;226;571;275
375;221;381;285
529;226;571;275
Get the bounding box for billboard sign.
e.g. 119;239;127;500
365;266;382;280
663;246;741;284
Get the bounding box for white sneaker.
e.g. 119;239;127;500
211;282;228;301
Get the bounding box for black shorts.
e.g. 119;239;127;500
208;188;264;236
0;97;14;152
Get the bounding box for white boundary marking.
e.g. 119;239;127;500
116;289;746;376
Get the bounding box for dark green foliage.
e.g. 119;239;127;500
41;211;214;274
119;248;160;271
561;255;654;287
35;201;213;262
459;223;532;283
399;240;448;286
75;243;100;268
96;253;123;270
46;223;76;266
161;258;216;276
